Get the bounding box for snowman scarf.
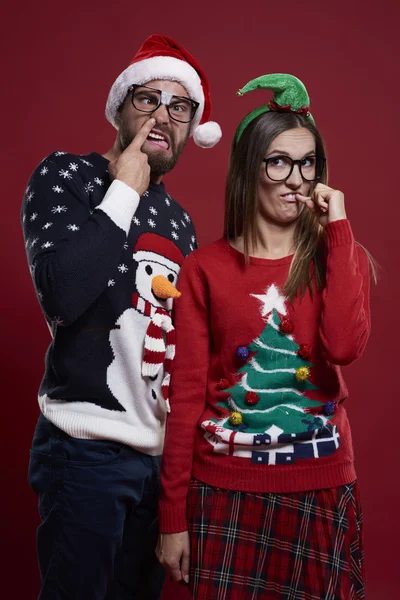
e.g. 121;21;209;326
141;307;176;413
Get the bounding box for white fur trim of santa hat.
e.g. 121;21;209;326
105;56;222;148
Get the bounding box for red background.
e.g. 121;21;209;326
2;1;399;598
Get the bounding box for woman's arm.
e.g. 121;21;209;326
319;219;371;365
157;252;210;582
159;252;211;533
297;184;371;366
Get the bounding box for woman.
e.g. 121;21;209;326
156;73;373;599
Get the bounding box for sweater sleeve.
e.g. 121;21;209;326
21;154;140;326
159;252;210;533
319;219;371;366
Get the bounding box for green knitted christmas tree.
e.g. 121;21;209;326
219;308;329;435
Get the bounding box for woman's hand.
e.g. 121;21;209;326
156;531;191;584
296;183;346;227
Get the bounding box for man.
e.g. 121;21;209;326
22;33;221;600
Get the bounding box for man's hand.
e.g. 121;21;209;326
156;531;190;584
108;118;155;196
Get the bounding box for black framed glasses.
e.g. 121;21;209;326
262;155;326;182
128;84;199;124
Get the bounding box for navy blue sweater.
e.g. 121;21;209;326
22;151;197;454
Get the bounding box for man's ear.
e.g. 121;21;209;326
115;105;123;127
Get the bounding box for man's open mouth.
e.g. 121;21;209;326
147;129;170;150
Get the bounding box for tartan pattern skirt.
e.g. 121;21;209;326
186;479;365;600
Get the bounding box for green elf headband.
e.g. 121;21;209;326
235;73;314;143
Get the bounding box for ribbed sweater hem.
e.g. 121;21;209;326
158;503;188;534
159;459;356;533
325;219;353;247
192;457;356;494
40;397;164;456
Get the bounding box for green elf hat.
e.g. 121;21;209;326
235;73;314;143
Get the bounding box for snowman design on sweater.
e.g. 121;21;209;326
21;150;197;451
107;233;184;418
202;285;340;465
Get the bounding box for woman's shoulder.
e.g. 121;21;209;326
186;238;231;264
179;238;234;282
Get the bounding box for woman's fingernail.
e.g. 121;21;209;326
184;575;189;583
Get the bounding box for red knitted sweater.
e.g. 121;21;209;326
159;219;370;533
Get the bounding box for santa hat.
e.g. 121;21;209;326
105;33;222;149
132;232;184;272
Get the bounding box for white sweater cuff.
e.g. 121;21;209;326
96;179;140;235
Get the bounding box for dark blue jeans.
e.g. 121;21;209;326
28;414;165;600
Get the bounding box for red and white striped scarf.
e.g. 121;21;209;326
132;292;159;318
132;293;175;413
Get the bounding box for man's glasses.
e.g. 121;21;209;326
262;155;326;182
128;84;199;124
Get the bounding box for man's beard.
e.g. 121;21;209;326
120;124;189;176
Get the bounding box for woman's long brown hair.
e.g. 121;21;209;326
224;111;377;302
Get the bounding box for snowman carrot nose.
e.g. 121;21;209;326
152;275;181;299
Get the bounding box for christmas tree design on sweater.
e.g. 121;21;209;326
202;285;340;465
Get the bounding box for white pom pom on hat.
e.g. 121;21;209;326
193;122;222;148
105;34;222;149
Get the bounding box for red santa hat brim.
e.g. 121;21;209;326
132;250;181;274
132;232;185;269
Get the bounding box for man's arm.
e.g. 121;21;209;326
22;156;135;326
22;119;156;327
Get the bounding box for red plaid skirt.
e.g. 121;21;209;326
187;479;365;600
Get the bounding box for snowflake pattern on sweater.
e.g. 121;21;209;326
22;151;197;454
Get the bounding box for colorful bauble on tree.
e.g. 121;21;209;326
323;401;337;416
230;411;243;425
295;366;310;382
279;317;294;334
245;392;259;406
217;378;230;390
305;401;337;416
298;344;312;359
236;346;250;360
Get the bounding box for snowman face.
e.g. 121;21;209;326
135;259;180;310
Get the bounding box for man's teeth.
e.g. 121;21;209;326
148;132;165;141
283;194;297;200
